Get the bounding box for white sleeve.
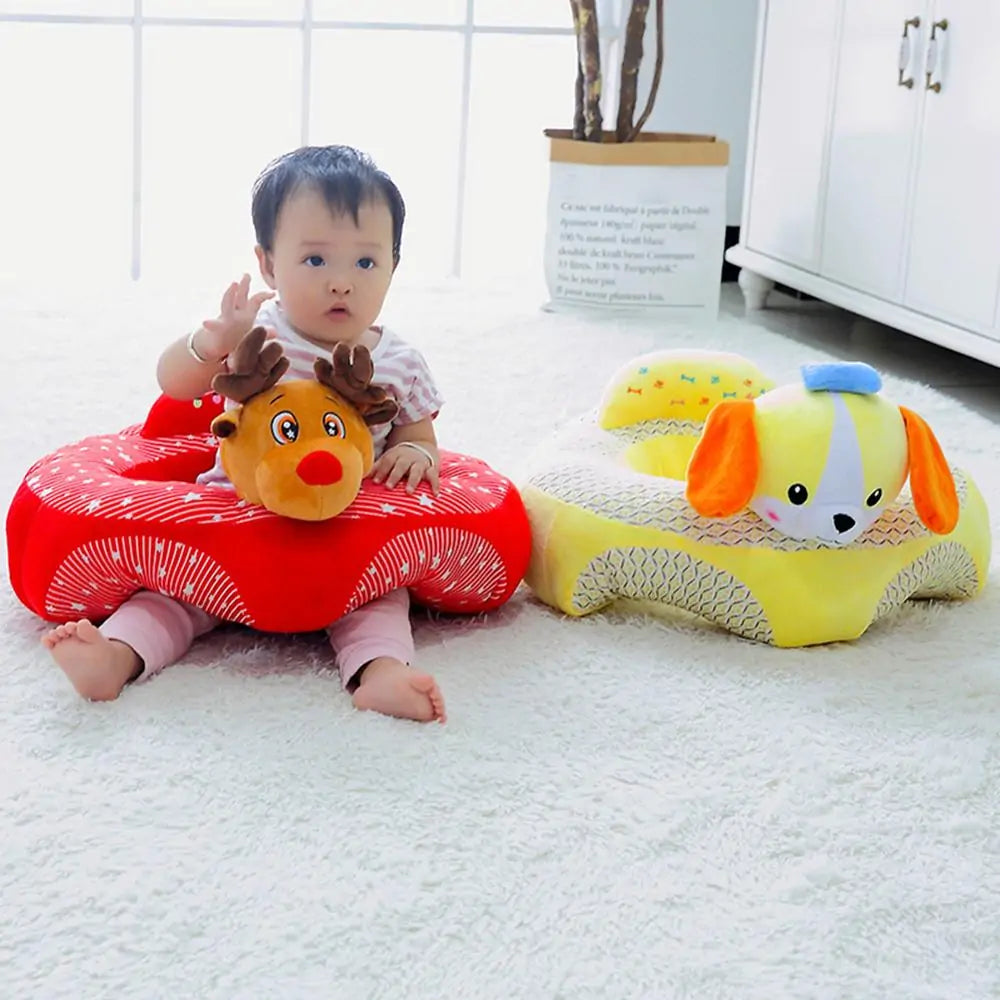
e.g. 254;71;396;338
254;297;280;329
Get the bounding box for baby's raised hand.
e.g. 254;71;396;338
200;274;275;360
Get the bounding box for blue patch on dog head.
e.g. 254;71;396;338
801;362;882;395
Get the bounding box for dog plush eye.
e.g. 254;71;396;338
866;488;883;507
270;410;299;445
787;483;808;505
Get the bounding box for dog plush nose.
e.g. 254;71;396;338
833;513;856;534
296;451;343;486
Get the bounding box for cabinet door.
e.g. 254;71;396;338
821;0;929;299
904;0;1000;332
745;0;840;270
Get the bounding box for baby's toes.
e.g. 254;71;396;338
428;688;447;723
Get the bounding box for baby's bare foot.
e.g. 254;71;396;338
41;619;142;701
352;657;446;723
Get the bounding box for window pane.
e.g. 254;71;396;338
473;0;569;29
312;1;464;25
0;1;130;13
310;30;462;281
462;33;577;281
141;26;302;284
0;24;132;282
143;0;302;19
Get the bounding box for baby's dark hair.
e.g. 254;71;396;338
251;145;405;265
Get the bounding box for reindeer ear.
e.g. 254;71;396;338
686;400;759;517
211;413;239;439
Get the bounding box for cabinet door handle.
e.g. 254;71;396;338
925;17;949;92
898;16;921;88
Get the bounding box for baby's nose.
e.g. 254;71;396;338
327;272;353;294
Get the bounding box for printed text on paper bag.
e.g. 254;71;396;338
553;201;710;305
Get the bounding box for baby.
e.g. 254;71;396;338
42;145;447;723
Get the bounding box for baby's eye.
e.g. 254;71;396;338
303;254;325;267
356;257;375;271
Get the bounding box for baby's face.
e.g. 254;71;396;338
257;187;395;348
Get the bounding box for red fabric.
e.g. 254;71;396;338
140;392;227;439
7;394;531;631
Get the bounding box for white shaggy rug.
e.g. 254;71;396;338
2;276;998;999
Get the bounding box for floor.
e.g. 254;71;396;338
719;285;1000;425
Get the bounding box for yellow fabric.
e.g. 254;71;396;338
523;350;991;647
599;350;773;429
624;435;700;479
524;485;990;646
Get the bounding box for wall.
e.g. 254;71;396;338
636;0;760;225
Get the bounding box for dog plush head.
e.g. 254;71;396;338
209;327;398;521
686;362;959;544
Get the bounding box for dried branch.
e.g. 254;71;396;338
577;0;603;141
625;0;664;141
616;0;650;141
569;0;585;138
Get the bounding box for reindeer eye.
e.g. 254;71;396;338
270;410;299;444
866;488;883;507
323;412;346;438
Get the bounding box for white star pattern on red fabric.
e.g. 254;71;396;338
24;427;522;626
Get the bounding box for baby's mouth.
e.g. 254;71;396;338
327;304;351;317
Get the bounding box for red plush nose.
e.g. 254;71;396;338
296;451;343;486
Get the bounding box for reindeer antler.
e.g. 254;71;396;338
315;342;399;427
211;326;289;403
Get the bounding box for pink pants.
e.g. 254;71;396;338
99;588;414;689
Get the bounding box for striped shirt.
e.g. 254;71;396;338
197;298;443;488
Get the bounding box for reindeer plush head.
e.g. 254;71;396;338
209;327;398;521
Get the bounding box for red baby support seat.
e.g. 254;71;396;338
7;393;532;632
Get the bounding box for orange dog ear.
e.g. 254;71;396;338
686;399;759;517
899;406;958;534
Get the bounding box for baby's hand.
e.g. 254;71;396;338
200;274;274;360
368;444;440;495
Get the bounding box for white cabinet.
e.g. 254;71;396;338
904;0;1000;332
729;0;1000;366
820;0;928;299
744;0;840;270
